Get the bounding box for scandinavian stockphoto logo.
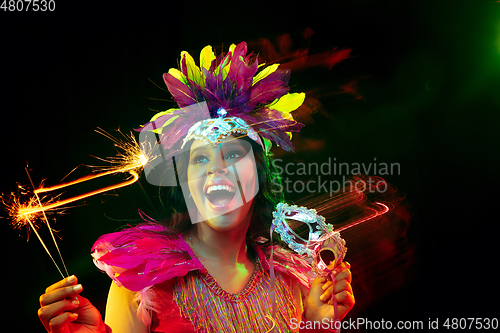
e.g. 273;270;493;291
272;157;401;196
138;102;259;224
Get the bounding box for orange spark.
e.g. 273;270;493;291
1;189;68;278
18;171;140;216
3;130;154;279
2;192;42;231
35;129;152;194
11;129;155;220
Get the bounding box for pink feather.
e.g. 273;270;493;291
163;73;198;107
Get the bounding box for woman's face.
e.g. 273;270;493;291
185;136;258;231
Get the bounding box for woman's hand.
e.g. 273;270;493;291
304;262;355;324
38;275;107;333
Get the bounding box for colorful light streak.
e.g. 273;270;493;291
294;178;395;239
336;202;390;233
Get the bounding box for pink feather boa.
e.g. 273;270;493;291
91;222;312;326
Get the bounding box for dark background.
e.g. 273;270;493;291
1;1;499;331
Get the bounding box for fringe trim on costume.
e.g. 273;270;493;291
173;257;297;333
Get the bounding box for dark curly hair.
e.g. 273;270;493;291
158;136;285;244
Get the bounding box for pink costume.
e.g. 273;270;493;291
92;223;319;332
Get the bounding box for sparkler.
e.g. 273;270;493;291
2;179;68;278
17;129;152;217
2;129;154;277
26;165;69;277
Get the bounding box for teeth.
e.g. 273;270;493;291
206;185;236;194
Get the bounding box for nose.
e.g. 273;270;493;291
206;150;227;176
207;167;228;176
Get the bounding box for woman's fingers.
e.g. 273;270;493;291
319;262;352;299
335;290;356;319
48;311;79;332
38;299;79;332
327;261;351;272
38;297;79;322
40;283;83;306
320;279;352;302
335;290;355;305
44;275;78;294
39;275;83;332
334;268;352;284
321;280;333;291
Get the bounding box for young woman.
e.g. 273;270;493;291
37;42;355;333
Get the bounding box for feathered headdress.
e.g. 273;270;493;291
136;42;305;156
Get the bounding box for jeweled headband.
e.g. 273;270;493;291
181;110;262;149
136;42;305;156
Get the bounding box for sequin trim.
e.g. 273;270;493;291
173;256;297;333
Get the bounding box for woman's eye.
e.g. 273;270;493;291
225;151;243;160
193;155;209;164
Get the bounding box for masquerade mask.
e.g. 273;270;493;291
272;202;347;277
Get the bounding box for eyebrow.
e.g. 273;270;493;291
190;146;209;157
190;141;245;156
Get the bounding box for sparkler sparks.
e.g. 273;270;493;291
15;129;154;217
3;190;43;232
2;184;66;232
34;129;152;195
1;172;69;278
92;128;151;173
2;129;155;277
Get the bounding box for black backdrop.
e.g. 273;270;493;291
1;1;499;332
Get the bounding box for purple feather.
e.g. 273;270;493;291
265;109;305;132
236;113;259;127
249;109;305;152
247;81;289;109
228;42;258;92
253;69;291;88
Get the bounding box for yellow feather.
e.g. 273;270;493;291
168;68;187;84
150;108;176;121
252;63;279;85
224;45;237;79
149;109;180;133
222;62;230;80
228;43;236;54
216;44;237;80
157;115;180;132
200;45;215;71
268;92;306;113
180;51;204;87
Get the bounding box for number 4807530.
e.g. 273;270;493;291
1;0;56;11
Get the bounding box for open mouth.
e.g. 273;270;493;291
205;185;236;205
